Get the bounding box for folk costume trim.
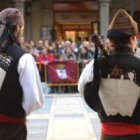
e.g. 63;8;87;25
99;64;140;117
0;53;12;90
111;64;122;78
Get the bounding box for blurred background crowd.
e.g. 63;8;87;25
21;36;97;65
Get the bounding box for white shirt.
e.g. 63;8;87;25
78;59;94;95
135;47;140;58
18;53;44;115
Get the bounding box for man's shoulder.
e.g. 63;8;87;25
6;43;27;59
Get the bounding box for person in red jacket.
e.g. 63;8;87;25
37;48;55;64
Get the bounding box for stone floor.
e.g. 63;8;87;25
27;93;101;140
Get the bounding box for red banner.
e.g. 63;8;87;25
46;60;78;84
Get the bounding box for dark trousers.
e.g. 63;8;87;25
0;123;27;140
101;134;140;140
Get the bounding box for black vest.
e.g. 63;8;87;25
99;51;140;124
0;43;26;118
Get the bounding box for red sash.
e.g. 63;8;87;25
102;122;140;136
0;114;25;123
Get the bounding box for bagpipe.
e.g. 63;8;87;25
83;34;109;112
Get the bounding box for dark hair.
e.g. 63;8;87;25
109;37;131;52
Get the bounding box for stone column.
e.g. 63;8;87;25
41;0;54;40
13;0;25;38
25;5;31;40
13;0;25;15
99;0;111;38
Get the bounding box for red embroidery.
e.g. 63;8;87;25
111;65;122;78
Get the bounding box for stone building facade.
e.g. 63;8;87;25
0;0;140;41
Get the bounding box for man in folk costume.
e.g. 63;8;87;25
78;9;140;140
0;8;44;140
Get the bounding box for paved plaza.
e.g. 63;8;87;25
27;93;101;140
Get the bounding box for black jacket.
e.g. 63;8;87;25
98;49;140;124
0;43;26;118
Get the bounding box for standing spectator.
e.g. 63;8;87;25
71;42;79;60
82;36;90;48
23;40;31;52
43;39;49;48
37;48;55;64
78;9;140;140
57;41;66;58
37;48;48;63
78;46;93;65
0;8;44;140
76;36;82;49
64;45;76;60
32;40;44;60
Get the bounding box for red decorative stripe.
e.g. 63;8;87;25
102;122;140;136
0;114;25;123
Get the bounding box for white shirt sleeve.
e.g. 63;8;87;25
18;53;45;115
78;59;94;96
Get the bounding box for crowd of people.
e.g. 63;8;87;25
21;37;97;65
20;36;101;93
21;36;140;64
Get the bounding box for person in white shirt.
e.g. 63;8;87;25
78;9;140;140
0;8;44;140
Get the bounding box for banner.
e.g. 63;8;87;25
46;60;78;84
